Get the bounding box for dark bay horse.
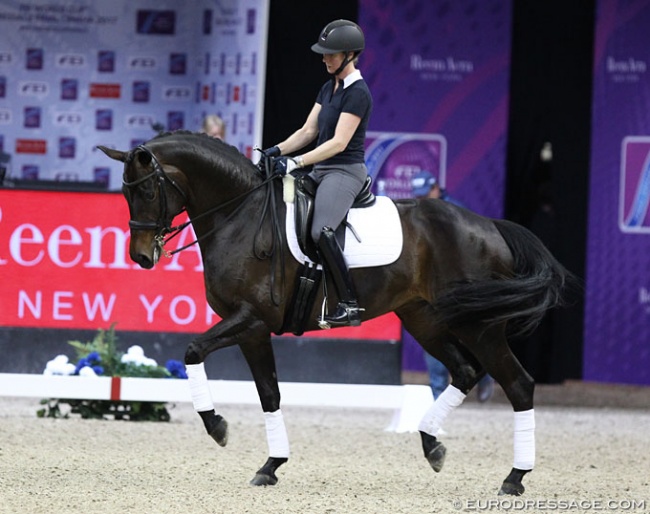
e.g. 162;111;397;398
98;131;571;496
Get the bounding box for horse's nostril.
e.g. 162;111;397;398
134;254;153;269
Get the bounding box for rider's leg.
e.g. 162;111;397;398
317;226;362;326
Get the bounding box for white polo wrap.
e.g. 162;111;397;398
418;384;466;436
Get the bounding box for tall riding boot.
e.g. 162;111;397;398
317;227;363;327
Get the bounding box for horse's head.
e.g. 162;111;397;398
97;144;187;269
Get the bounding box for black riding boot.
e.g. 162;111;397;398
317;227;363;327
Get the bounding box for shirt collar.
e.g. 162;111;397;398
342;69;362;89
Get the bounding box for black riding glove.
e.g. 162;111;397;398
262;146;281;158
272;156;299;176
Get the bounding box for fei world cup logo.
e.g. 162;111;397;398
620;137;650;234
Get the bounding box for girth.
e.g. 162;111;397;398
294;174;375;263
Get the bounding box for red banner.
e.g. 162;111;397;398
0;190;400;339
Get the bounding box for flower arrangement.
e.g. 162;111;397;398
38;324;187;422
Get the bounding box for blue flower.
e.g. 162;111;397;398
87;352;101;363
165;359;187;379
74;357;90;375
92;365;105;376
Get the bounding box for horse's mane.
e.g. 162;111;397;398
149;130;261;189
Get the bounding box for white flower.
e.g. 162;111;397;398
78;366;98;377
43;355;76;376
121;345;158;367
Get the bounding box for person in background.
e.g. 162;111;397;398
202;114;226;140
411;169;495;403
261;19;372;328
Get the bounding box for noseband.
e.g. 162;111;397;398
122;144;187;239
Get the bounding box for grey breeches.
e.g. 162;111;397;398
309;163;368;243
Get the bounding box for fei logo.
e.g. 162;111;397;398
365;131;448;200
620;137;650;233
19;81;49;98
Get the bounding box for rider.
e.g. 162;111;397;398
263;19;372;327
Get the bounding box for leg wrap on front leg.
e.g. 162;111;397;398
264;409;290;458
513;409;535;470
418;385;466;436
186;363;214;411
186;362;228;446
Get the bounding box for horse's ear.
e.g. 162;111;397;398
96;145;127;163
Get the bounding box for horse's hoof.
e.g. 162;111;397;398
420;431;447;472
249;457;288;486
249;472;279;487
498;467;529;496
426;441;447;472
498;482;525;496
208;414;229;447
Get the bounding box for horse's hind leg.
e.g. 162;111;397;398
417;335;486;473
456;323;536;496
397;303;483;473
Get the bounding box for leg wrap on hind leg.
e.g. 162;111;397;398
513;409;535;470
264;409;290;458
186;363;214;412
418;385;466;436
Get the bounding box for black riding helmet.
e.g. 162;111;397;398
311;19;365;76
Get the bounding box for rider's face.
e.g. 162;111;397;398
322;52;346;74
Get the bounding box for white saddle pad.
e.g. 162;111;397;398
285;195;403;268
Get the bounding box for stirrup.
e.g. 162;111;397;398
320;302;364;328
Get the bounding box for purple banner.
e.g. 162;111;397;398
359;0;513;371
584;0;650;385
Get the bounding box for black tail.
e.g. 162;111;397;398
434;219;575;337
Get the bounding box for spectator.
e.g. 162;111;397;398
202;114;226;140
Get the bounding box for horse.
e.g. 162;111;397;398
98;131;572;496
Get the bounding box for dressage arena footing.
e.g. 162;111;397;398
0;373;433;432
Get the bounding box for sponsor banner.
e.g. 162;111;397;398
360;0;512;371
0;0;269;189
584;0;650;385
0;189;400;340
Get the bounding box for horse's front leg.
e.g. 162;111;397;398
183;311;269;448
239;337;289;486
183;310;289;486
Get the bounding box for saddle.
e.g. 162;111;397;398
279;173;376;336
293;173;376;263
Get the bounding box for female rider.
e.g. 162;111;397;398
264;19;372;328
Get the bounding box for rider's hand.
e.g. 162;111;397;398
272;156;298;176
262;146;281;158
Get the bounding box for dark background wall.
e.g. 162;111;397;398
263;0;595;383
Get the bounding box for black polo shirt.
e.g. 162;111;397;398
315;73;372;165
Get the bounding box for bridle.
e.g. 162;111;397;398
122;145;188;246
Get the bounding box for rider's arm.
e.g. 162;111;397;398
299;112;361;167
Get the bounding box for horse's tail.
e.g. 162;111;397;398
434;219;575;337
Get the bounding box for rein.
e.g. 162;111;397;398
125;144;286;305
